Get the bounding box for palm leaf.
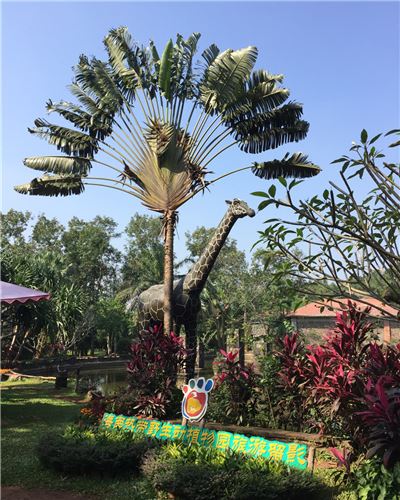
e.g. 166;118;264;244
23;156;92;175
104;27;155;100
14;174;85;197
29;119;98;157
46;100;113;140
201;43;220;67
200;46;258;112
238;120;309;154
158;39;174;101
251;153;320;179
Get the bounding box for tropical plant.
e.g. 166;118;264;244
208;349;260;425
37;426;160;476
16;28;320;333
336;457;400;500
275;301;400;467
142;442;323;500
124;322;186;418
0;210;123;361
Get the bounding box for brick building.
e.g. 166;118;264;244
288;298;400;344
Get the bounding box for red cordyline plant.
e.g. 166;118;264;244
126;322;187;418
275;301;400;468
213;349;260;425
127;322;186;391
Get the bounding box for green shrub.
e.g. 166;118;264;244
116;337;132;356
142;442;325;500
37;426;161;476
337;458;400;500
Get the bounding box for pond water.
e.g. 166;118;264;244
76;364;214;396
77;367;128;396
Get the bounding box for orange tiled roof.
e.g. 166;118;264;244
288;298;399;319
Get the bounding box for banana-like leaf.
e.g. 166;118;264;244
29;119;98;157
200;46;258;112
14;174;85;197
103;28;143;98
46;100;113;141
201;44;220;67
223;84;290;123
251;153;320;179
232;103;304;134
238;121;310;154
159;39;173;101
23;156;92;175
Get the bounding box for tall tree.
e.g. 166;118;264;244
121;213;164;296
15;28;320;333
31;214;65;250
62;216;121;301
1;209;32;247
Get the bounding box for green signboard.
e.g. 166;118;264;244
101;412;308;469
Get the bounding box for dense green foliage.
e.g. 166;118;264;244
142;442;326;500
38;426;160;476
1;210;130;362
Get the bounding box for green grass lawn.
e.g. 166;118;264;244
1;378;156;499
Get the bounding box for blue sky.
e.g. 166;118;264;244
2;1;399;261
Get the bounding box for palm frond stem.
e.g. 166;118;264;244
114;119;148;162
99;138;138;167
179;101;197;147
92;159;126;176
86;176;135;188
108;130;144;166
190;117;227;163
118;114;150;159
83;181;140;197
193;127;232;165
176;97;187;129
98;145;132;169
190;110;211;152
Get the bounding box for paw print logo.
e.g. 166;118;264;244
181;377;214;422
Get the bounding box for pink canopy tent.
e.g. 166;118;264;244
0;281;51;305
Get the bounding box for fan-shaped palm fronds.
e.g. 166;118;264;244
16;28;321;333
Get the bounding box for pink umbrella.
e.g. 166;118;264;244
0;281;51;305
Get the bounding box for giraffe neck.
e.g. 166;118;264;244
183;210;237;293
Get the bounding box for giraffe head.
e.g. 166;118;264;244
225;199;255;218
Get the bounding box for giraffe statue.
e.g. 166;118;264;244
137;199;255;379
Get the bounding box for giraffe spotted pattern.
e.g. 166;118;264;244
137;199;255;379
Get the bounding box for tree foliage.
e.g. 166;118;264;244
254;130;400;317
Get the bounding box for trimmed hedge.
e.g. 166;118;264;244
142;443;327;500
37;426;160;476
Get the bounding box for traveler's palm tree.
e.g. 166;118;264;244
16;28;320;333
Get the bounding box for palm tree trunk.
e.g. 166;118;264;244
163;210;176;334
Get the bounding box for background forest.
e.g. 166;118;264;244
1;209;301;364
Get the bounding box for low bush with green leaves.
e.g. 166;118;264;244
37;425;161;476
142;442;326;500
336;458;400;500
